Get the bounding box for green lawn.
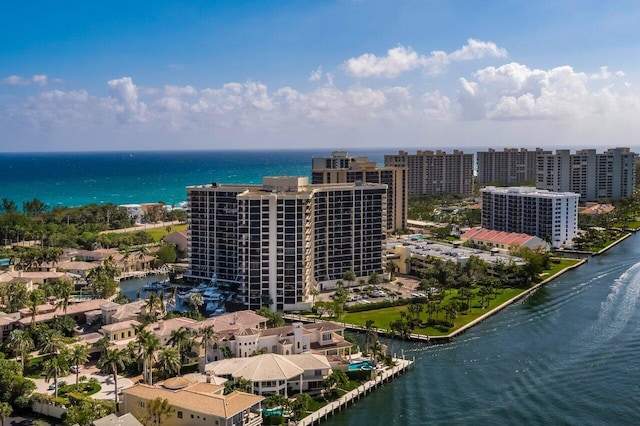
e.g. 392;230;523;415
343;287;525;336
145;223;187;242
341;259;582;337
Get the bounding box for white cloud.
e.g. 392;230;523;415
448;38;508;61
2;75;30;86
106;77;147;122
163;85;197;96
422;90;451;120
457;62;640;121
344;39;508;78
308;66;323;81
590;66;626;80
345;45;426;78
32;75;48;86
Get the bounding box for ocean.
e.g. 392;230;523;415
0;150;386;209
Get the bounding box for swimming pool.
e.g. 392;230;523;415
348;360;375;371
262;408;283;417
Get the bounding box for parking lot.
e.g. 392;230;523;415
317;274;427;306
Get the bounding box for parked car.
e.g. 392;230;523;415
48;383;57;390
70;365;81;373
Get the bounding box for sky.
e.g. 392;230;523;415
2;0;640;152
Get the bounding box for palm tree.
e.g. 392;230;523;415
157;347;181;379
188;292;204;312
385;260;399;281
27;298;40;329
342;270;356;289
168;328;194;362
136;330;161;385
310;288;320;305
44;355;69;397
6;329;34;373
98;348;129;404
199;325;220;363
69;344;90;386
364;320;377;354
142;397;173;426
38;329;65;358
54;278;74;315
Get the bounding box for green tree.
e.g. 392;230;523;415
44;354;69;397
54;277;75;315
38;328;65;358
187;292;204;312
223;376;253;395
157;347;181;379
0;402;12;426
199;325;220;363
385;260;399;280
136;330;161;385
256;307;285;327
291;393;312;422
342;270;356;289
142;397;173;426
0;359;35;408
0;198;17;214
98;348;129;404
23;198;48;216
6;329;33;374
155;244;177;265
168;327;194;363
69;344;90;386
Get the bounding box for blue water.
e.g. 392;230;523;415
0;150;386;209
326;233;640;425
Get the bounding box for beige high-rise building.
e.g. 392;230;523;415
536;147;636;201
384;150;474;196
187;177;386;312
477;148;551;185
312;153;407;232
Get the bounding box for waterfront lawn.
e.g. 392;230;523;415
537;258;582;281
341;259;582;336
342;287;525;336
146;223;188;242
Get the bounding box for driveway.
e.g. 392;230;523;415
31;365;134;401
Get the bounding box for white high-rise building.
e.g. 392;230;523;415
187;177;387;311
536;147;636;201
481;186;579;248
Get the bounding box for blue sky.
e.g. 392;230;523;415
2;0;640;152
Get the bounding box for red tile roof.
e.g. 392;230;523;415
461;227;535;247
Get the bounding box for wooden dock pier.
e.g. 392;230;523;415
296;358;413;426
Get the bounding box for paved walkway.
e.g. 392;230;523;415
31;363;134;401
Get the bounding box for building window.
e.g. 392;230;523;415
140;402;145;408
177;412;183;419
191;414;194;419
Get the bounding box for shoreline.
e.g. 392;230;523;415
287;258;589;344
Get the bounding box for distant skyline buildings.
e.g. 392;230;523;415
536;147;636;201
477;148;551;186
384;150;474;197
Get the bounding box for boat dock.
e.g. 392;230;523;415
297;357;413;426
